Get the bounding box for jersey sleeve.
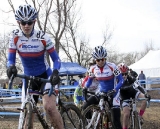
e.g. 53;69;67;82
7;31;18;67
111;63;124;91
42;32;61;70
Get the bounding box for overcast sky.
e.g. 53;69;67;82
0;0;160;53
81;0;160;53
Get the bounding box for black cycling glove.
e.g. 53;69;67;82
7;65;17;79
50;69;60;85
145;93;151;101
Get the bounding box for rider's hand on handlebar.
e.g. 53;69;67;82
108;89;116;97
50;69;60;85
7;65;17;78
145;93;151;100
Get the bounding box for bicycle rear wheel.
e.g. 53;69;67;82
18;103;33;129
133;111;141;129
60;104;84;129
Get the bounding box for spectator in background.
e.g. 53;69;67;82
73;78;84;108
70;76;77;85
18;80;23;89
129;69;138;79
138;71;146;88
4;82;8;89
3;83;6;89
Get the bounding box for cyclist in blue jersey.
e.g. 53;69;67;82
6;4;63;129
83;46;123;129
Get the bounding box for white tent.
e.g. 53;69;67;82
129;50;160;77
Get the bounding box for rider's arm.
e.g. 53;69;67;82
7;32;17;67
85;77;93;88
82;76;89;87
112;65;124;91
44;34;61;70
115;74;124;91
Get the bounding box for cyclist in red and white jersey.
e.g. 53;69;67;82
6;4;63;129
83;46;123;129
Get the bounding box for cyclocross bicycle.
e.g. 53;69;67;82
122;97;150;129
83;90;116;129
9;73;84;129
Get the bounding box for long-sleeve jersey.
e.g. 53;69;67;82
86;62;124;93
120;75;146;94
7;29;61;76
82;76;99;92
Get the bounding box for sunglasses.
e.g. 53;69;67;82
122;73;128;76
20;21;34;26
96;58;105;62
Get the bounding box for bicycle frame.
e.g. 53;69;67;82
84;91;115;129
18;82;51;129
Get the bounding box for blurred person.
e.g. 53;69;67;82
83;46;123;129
129;69;138;79
118;63;150;129
138;71;146;88
6;4;63;129
73;78;85;108
18;80;23;89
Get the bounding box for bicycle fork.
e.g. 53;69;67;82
86;110;98;129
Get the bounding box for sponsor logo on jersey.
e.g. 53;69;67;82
46;42;53;47
19;43;39;48
32;39;38;42
21;39;28;42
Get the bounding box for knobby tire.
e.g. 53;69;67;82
133;111;141;129
60;103;84;129
18;103;33;129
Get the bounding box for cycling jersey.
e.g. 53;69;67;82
86;62;123;93
7;29;61;76
82;76;99;92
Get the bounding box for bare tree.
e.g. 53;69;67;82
4;0;113;68
0;33;22;77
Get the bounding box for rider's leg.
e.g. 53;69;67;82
82;95;99;110
122;106;130;129
111;107;122;129
112;92;122;129
43;94;64;129
137;93;147;117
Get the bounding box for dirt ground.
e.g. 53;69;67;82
0;86;160;129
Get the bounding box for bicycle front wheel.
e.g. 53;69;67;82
133;111;141;129
18;103;33;129
60;104;84;129
83;105;103;129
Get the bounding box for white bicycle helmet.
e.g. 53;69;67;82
15;4;38;21
92;46;107;59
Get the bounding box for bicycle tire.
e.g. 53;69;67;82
18;103;33;129
128;114;133;129
83;105;103;129
60;103;84;129
133;111;141;129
